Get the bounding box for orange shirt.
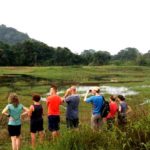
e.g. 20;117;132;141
47;95;62;116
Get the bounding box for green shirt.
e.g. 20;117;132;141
7;104;23;126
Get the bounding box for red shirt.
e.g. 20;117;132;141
106;101;118;119
47;95;62;116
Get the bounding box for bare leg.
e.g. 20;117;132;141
39;131;44;144
16;136;21;150
11;136;17;150
52;131;59;140
31;132;36;149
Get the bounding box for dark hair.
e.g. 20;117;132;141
32;94;41;102
96;89;100;93
51;85;57;92
110;95;116;101
118;95;125;101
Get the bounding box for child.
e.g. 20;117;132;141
28;94;44;148
1;93;28;150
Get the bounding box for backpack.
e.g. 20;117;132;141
101;96;110;118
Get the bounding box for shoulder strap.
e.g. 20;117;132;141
101;95;106;102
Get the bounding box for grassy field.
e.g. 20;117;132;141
0;66;150;150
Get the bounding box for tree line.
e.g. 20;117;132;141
0;40;150;66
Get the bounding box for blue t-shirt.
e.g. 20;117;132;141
65;94;80;119
7;104;24;125
86;95;103;115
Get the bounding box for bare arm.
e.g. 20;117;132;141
126;105;132;114
118;105;121;112
60;97;65;104
21;106;29;116
2;106;9;117
28;105;34;117
83;91;89;102
63;88;71;99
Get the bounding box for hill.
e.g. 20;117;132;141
0;24;30;44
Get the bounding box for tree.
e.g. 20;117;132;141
93;51;111;65
0;48;14;66
80;49;95;65
114;47;140;62
12;40;55;66
53;47;75;65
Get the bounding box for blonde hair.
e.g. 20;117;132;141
8;93;19;107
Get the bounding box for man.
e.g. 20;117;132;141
46;86;63;139
64;86;80;129
83;86;103;131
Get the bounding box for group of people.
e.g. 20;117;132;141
1;85;131;150
84;86;132;131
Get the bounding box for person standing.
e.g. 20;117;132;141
117;95;132;128
1;93;28;150
46;86;63;139
106;95;118;129
64;86;80;129
83;86;104;131
28;94;44;149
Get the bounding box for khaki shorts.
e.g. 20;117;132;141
91;114;103;130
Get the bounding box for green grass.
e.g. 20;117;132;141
0;65;150;149
0;66;149;84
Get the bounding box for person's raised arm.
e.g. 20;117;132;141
83;90;89;102
63;88;71;99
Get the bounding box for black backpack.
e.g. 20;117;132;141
101;96;110;118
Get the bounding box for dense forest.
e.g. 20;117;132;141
0;24;150;66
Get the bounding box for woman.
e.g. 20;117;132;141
106;95;118;129
28;94;44;148
1;93;28;150
117;95;132;127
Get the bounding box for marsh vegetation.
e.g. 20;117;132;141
0;66;150;150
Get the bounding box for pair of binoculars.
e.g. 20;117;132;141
89;89;92;92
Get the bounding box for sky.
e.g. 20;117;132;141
0;0;150;55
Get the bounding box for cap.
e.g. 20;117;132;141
91;86;100;92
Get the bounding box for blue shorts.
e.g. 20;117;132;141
48;115;60;131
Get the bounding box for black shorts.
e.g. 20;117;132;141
30;118;44;133
66;118;79;128
8;125;21;136
48;115;60;132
